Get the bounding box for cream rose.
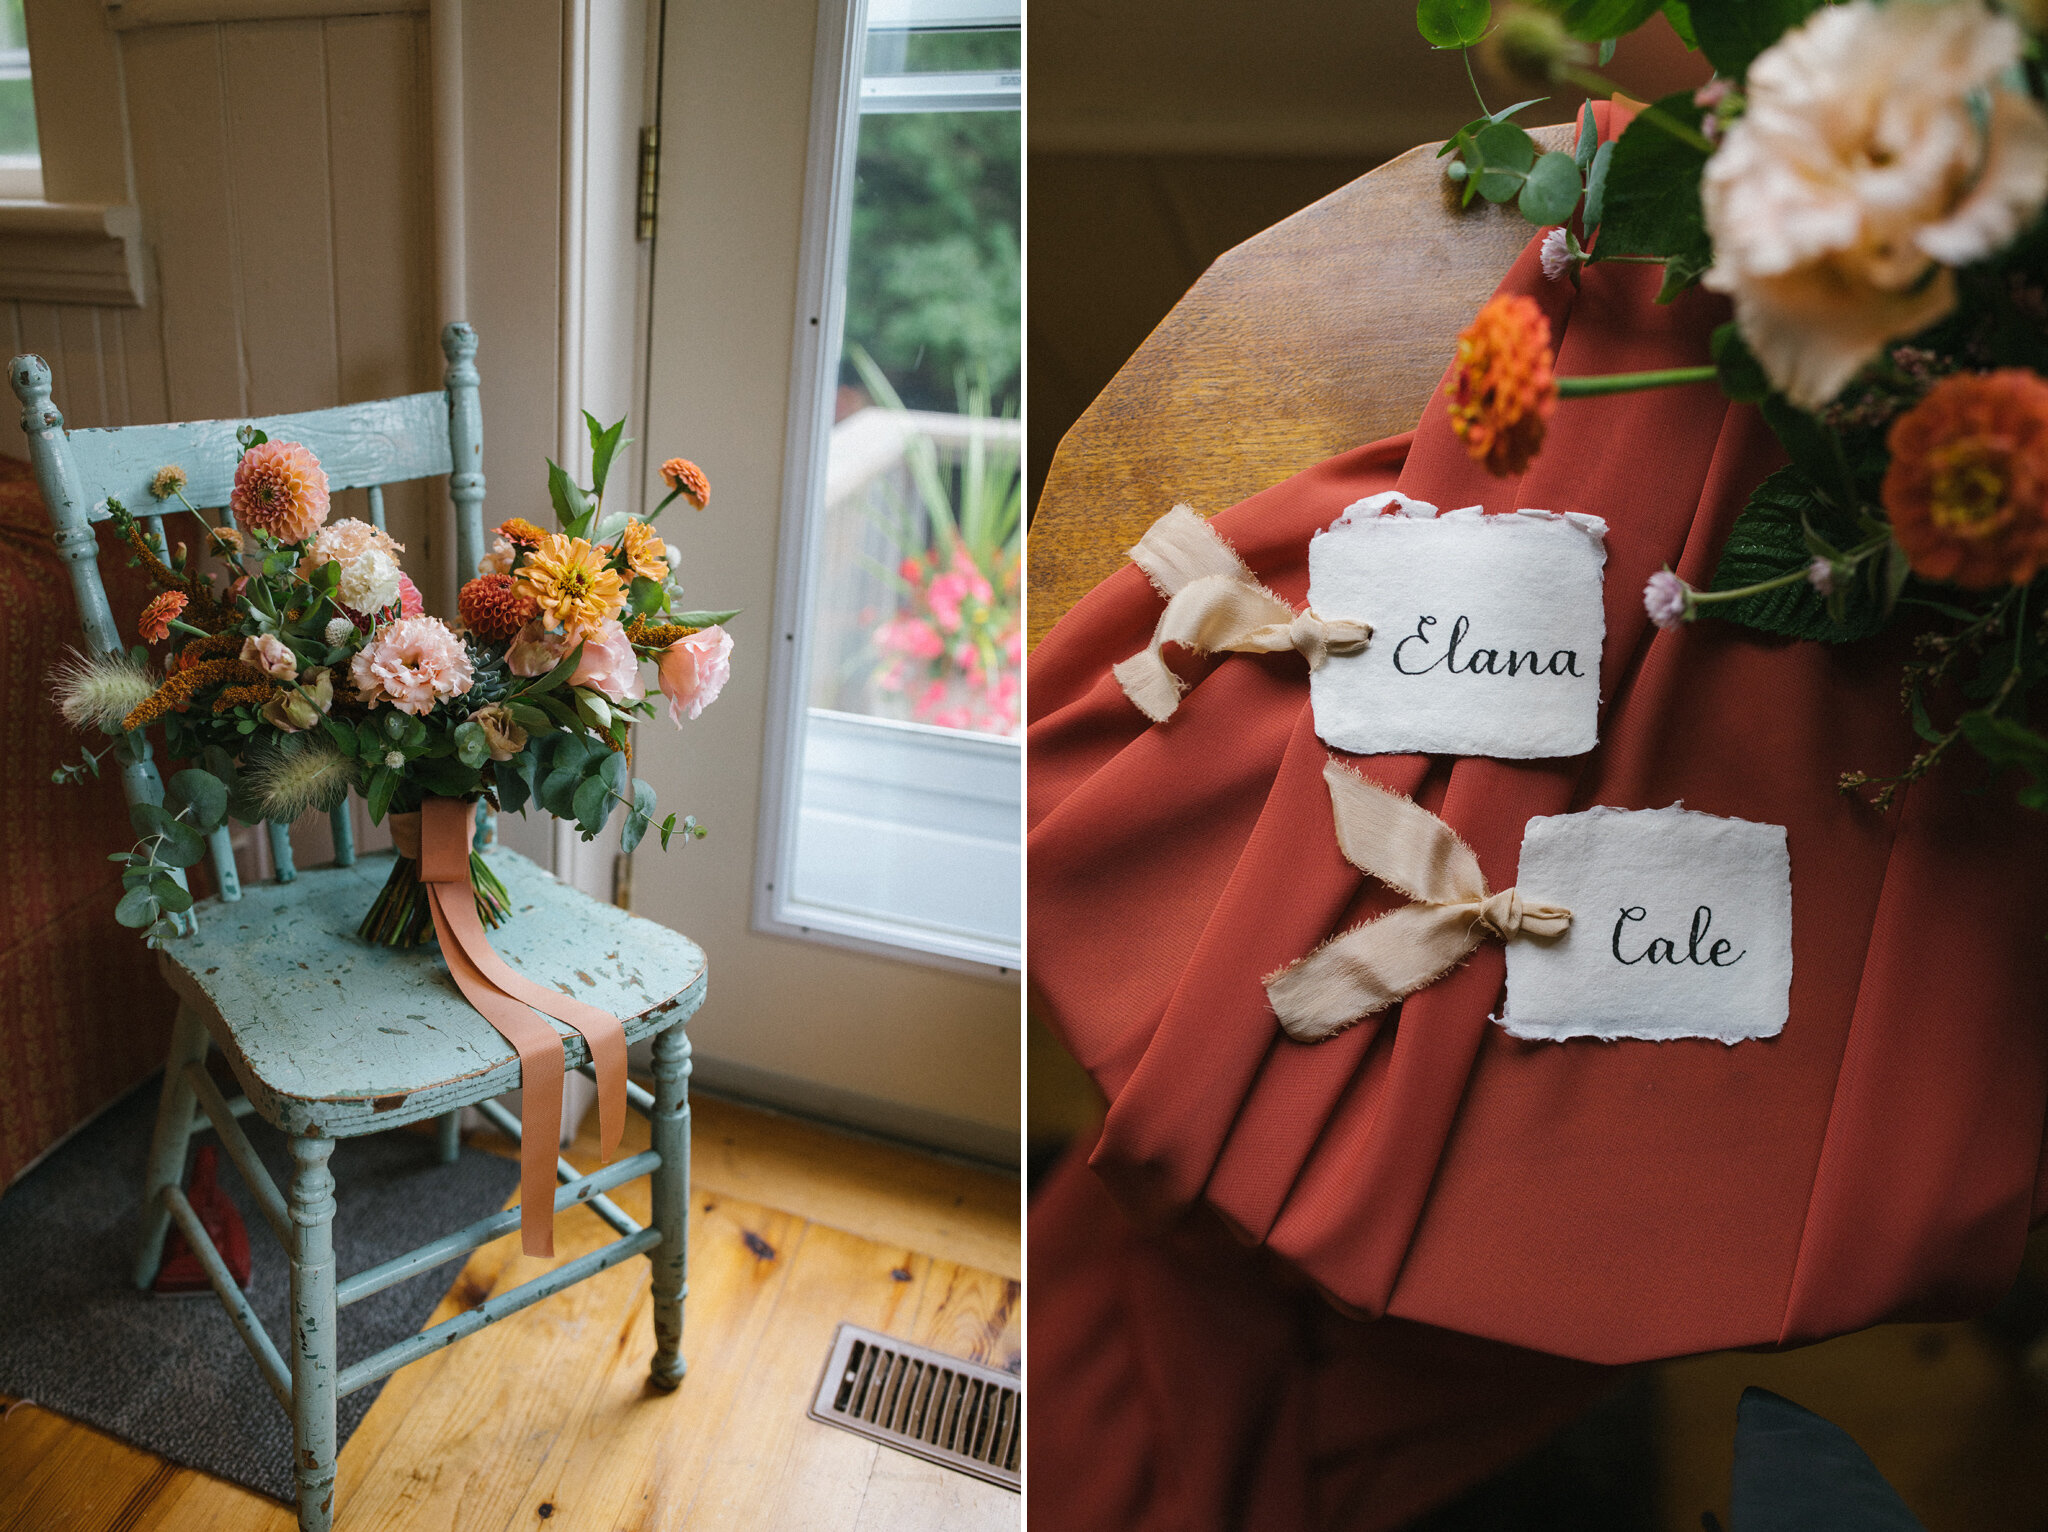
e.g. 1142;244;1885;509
1701;0;2048;409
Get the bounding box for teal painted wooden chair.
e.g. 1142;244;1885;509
10;325;706;1532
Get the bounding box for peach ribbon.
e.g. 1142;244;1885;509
1113;504;1372;722
393;797;628;1256
1264;761;1572;1041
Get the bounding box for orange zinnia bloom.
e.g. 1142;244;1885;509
660;457;710;509
1884;369;2048;589
513;533;627;639
615;519;670;582
139;591;187;644
1445;294;1557;477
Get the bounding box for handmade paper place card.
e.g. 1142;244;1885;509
1501;804;1793;1044
1306;493;1608;758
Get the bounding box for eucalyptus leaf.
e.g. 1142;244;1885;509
1551;0;1662;41
1582;139;1614;230
572;772;612;837
620;777;658;854
1473;120;1536;203
1519;151;1583;226
1573;101;1597;174
453;719;490;769
115;884;159;928
151;873;194;913
592;510;633;544
600;747;630;801
541;763;584;820
167;769;228;832
156;818;208;868
1415;0;1489;48
629;576;667;617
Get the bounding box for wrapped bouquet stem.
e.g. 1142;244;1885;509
357;798;512;947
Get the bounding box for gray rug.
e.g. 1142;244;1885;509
0;1071;521;1503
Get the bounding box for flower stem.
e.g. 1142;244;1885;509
1557;365;1719;397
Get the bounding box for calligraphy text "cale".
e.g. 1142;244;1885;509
1391;614;1584;679
1610;904;1746;968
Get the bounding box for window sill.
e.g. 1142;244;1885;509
0;200;144;307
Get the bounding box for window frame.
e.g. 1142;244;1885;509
754;0;1022;979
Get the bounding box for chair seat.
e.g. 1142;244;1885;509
158;846;706;1138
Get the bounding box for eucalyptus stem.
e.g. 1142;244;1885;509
1557;365;1719;397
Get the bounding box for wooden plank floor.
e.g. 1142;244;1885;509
0;1093;1021;1532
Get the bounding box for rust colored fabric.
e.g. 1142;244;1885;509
1029;188;2048;1364
402;797;628;1256
1029;1131;1617;1532
0;455;178;1191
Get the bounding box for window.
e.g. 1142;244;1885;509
760;0;1021;973
0;0;36;200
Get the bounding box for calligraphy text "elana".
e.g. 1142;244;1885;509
1391;615;1583;678
1611;904;1745;967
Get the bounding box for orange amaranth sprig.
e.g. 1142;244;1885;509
212;682;281;715
624;616;702;648
122;658;273;731
119;519;228;629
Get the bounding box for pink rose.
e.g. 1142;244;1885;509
570;619;645;702
504;618;573;677
657;624;733;725
240;632;298;681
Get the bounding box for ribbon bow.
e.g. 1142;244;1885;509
1264;761;1571;1041
1113;504;1371;722
394;797;630;1256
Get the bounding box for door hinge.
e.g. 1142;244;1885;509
637;124;660;242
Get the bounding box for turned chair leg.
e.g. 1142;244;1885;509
134;1005;213;1290
288;1136;339;1532
435;1108;462;1164
647;1021;691;1391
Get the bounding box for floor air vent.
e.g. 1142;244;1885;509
808;1322;1021;1490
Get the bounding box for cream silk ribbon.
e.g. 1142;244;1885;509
392;797;629;1257
1112;504;1372;722
1264;761;1572;1041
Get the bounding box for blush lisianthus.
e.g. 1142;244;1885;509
570;619;646;703
1701;0;2048;410
1445;294;1556;477
231;439;330;543
349;615;474;714
139;591;187;644
478;534;517;577
299;518;402;577
1882;369;2048;588
240;633;298;681
657;625;732;724
513;533;628;640
504;618;574;678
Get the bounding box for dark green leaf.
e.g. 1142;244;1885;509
1961;713;2048;808
1416;0;1490;48
1760;397;1859;514
156;818;208;868
1654;247;1711;304
1473;121;1536;203
518;641;586;697
572;771;612;837
546;457;593;533
1581;139;1614;231
115;884;159;928
1573;101;1597;174
1519;151;1583;226
1489;97;1545;124
1708;467;1883;643
628;575;667;618
1662;0;1698;50
367;765;399;824
1685;0;1819;79
151;873;194;913
667;609;740;629
1711;321;1771;403
1590;92;1710;269
1552;0;1662;41
322;716;358;755
506;701;552;734
166;769;228;833
658;812;678;851
591;417;628;496
494;758;531;816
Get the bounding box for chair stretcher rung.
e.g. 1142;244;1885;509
576;1062;655;1117
471;1097;643;1237
183;1063;288;1244
337;1225;661;1397
335;1149;662;1308
187;1093;257;1134
162;1184;291;1410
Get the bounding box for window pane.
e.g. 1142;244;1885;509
0;0;36;163
783;21;1021;964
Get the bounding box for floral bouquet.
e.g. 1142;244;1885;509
1417;0;2048;810
53;414;735;947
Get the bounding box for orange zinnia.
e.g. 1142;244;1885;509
660;457;710;509
1884;369;2048;589
1445;294;1557;477
512;533;627;639
615;519;669;582
139;591;187;644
